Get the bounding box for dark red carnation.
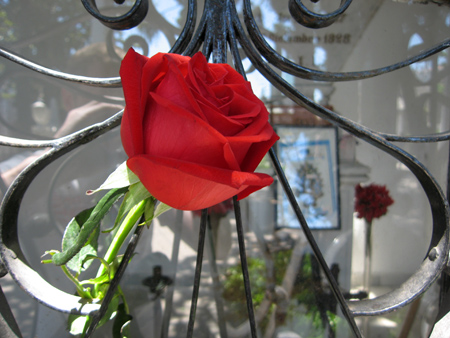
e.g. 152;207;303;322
120;49;279;210
354;184;394;223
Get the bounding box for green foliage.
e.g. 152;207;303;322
52;187;128;266
222;252;291;331
222;257;267;308
41;164;172;337
222;250;340;338
63;208;99;274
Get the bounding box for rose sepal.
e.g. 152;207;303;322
87;161;140;195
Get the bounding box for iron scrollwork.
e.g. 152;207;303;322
288;0;353;29
80;0;149;30
0;0;449;337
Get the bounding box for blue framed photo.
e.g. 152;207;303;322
276;126;340;230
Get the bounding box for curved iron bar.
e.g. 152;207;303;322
243;0;450;82
0;47;122;87
183;4;208;57
233;10;450;316
169;0;197;54
111;0;196;56
81;0;149;30
288;0;353;29
380;131;450;143
0;111;122;315
0;136;57;148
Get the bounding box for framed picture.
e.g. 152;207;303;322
276;126;340;230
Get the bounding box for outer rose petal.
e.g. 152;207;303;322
119;49;148;156
237;127;280;172
120;50;192;157
127;155;274;210
120;107;135;158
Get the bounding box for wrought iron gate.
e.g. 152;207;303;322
0;0;449;337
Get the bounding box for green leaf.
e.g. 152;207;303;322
78;255;118;286
80;273;110;286
60;265;93;300
154;201;172;219
68;314;91;336
104;182;153;233
113;304;133;338
87;161;139;195
143;197;155;227
140;199;171;227
110;255;125;274
81;254;110;274
52;187;128;266
64;208;100;274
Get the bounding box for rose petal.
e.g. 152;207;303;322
127;155;274;210
195;97;245;136
119;48;148;156
239;130;280;172
155;59;207;120
120;51;192;157
226;121;277;168
143;93;233;169
209;62;249;87
120;107;135;157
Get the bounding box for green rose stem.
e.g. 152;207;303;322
93;198;148;297
60;265;92;299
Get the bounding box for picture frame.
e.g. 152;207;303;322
275;126;340;230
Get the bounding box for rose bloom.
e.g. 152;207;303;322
120;49;279;210
354;183;394;223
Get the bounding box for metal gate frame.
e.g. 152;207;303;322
0;1;449;337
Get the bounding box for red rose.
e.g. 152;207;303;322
120;49;279;210
354;183;394;223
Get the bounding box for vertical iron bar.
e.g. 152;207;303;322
161;209;183;338
233;196;258;338
186;209;208;338
0;284;23;338
437;142;450;309
269;148;363;338
206;215;229;338
84;218;146;338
